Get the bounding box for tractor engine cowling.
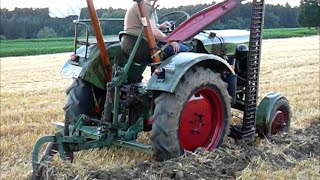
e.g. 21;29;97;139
193;29;249;56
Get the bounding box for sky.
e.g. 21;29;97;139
1;0;301;10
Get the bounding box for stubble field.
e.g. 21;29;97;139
0;36;319;179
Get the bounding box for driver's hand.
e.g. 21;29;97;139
159;21;171;29
170;42;180;53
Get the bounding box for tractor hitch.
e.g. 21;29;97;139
32;117;153;173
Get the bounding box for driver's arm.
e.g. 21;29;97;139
149;18;166;42
150;18;181;53
158;21;171;29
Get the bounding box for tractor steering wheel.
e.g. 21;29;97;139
158;11;190;34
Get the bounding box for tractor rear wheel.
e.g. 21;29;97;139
64;79;105;132
151;67;231;161
63;79;103;161
64;79;95;129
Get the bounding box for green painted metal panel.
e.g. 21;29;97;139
75;41;127;90
32;135;56;170
112;140;152;154
194;29;250;56
255;92;284;128
147;52;235;93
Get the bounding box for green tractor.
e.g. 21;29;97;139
32;0;291;178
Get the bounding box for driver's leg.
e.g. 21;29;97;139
158;42;190;56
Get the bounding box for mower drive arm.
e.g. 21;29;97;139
165;0;243;42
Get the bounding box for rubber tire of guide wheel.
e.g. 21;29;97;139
266;97;291;138
151;66;231;161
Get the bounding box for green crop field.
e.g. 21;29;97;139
0;28;318;57
263;27;318;39
0;38;74;57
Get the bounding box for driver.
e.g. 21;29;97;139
121;0;189;64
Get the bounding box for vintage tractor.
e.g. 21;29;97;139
32;0;291;178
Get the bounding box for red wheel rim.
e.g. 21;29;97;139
179;87;224;151
271;109;287;134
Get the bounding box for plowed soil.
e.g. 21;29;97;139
49;119;320;179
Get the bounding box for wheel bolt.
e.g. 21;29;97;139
191;128;200;134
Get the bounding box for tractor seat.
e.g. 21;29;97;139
119;31;153;65
119;31;152;83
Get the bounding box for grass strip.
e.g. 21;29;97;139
0;28;318;57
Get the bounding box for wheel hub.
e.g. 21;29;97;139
180;88;224;151
271;110;286;134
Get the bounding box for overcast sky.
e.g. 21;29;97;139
1;0;301;10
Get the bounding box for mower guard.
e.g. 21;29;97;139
147;52;235;93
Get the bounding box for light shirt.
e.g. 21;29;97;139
124;1;155;36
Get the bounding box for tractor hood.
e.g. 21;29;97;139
193;29;250;56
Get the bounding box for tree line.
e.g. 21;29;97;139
0;1;317;40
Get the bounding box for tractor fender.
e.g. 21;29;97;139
147;52;235;93
255;92;286;130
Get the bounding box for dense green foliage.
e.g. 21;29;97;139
0;28;317;57
298;0;320;28
37;27;58;38
0;2;301;40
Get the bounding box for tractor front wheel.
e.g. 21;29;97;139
151;67;231;161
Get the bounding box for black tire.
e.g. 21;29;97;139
63;79;104;160
266;97;291;138
64;79;105;131
151;67;231;161
64;79;95;125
